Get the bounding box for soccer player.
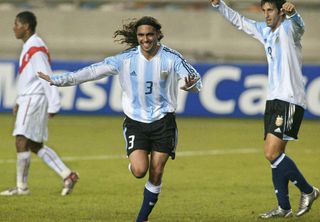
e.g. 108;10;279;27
0;11;79;196
210;0;319;218
38;16;202;221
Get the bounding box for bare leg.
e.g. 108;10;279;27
129;149;149;179
136;151;169;222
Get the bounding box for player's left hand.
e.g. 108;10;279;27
180;73;200;91
281;2;296;16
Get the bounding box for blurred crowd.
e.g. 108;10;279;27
0;0;318;12
0;0;265;12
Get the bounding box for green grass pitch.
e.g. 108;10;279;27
0;113;319;222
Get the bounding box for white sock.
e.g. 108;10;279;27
37;145;71;179
16;151;31;189
145;180;162;194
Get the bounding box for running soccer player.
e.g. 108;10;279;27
210;0;318;218
0;11;79;196
38;16;202;222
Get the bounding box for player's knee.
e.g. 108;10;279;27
15;135;28;152
264;150;279;162
29;142;43;154
131;165;148;179
133;171;147;179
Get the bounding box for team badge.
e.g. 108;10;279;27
160;71;169;80
275;115;283;127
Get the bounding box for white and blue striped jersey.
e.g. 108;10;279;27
50;44;202;123
213;0;306;108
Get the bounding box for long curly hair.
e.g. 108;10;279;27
113;16;164;49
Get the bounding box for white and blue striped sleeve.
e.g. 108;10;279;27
49;56;119;86
212;0;265;44
174;54;202;92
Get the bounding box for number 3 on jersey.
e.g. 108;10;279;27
127;135;135;150
145;81;153;94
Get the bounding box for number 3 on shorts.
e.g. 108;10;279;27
128;135;135;150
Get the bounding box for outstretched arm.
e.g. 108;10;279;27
38;61;119;87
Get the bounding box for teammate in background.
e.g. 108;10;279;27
38;16;202;222
0;11;79;196
210;0;319;218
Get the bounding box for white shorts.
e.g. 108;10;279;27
13;95;48;142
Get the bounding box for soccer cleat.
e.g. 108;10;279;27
0;187;30;196
258;206;293;219
296;186;319;217
61;172;79;196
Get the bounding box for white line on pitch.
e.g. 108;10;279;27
0;148;260;164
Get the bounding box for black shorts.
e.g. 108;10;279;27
264;99;304;140
123;113;178;159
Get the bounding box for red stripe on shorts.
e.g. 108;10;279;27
22;98;32;125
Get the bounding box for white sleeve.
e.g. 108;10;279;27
212;0;265;44
50;60;119;87
32;52;61;113
287;12;305;42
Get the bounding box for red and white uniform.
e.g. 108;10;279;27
13;34;60;142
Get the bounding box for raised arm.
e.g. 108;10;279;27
211;0;265;44
282;2;304;41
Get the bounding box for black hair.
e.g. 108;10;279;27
113;16;164;49
16;11;37;33
261;0;286;12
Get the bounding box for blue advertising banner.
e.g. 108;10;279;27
1;60;319;118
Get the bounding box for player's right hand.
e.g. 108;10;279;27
38;72;54;85
281;2;296;16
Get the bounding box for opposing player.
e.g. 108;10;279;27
0;11;79;196
210;0;318;218
38;16;202;221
